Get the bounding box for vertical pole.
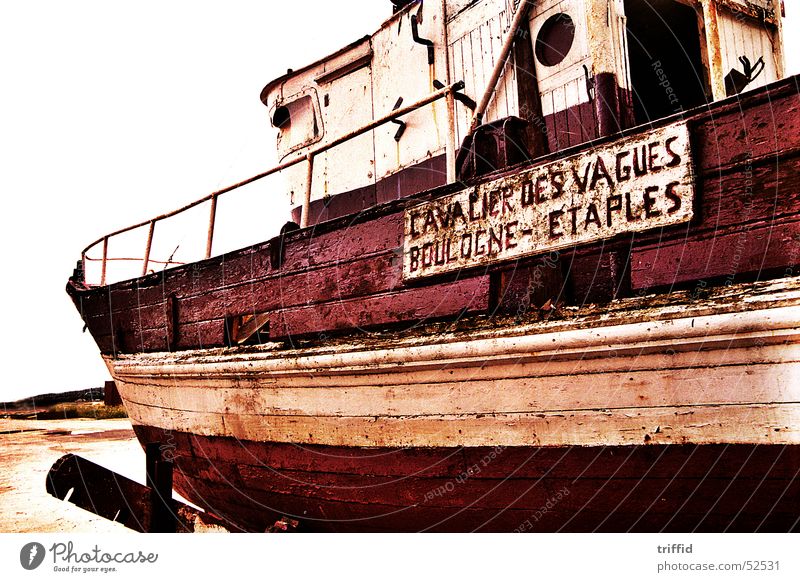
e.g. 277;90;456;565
440;0;457;183
100;237;108;287
701;0;726;101
445;91;457;183
142;220;155;277
206;194;218;259
771;0;785;80
145;442;175;533
300;154;314;229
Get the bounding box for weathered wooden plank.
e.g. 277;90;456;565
168;433;799;481
269;275;490;338
568;249;629;304
231;461;793;514
493;256;564;315
279;212;403;272
102;326;173;354
121;398;800;449
78;281;167;314
178;253;399;325
116;360;800;424
693;89;800;172
80;244;273;313
85;299;170;340
579;100;596;143
139;327;174;353
631;218;800;290
698;154;800;225
180;469;798;532
461;442;800;481
180;470;798;532
552;86;569;151
174;318;226;350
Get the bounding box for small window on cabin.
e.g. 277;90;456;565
272;94;321;152
535;13;575;67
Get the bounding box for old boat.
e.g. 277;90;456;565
66;0;799;532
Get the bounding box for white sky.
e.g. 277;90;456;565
1;1;798;401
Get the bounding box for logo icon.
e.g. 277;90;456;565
20;542;46;570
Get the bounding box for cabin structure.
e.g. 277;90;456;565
261;0;785;227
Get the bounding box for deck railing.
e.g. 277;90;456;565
82;81;464;287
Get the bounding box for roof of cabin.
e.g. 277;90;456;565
259;2;416;105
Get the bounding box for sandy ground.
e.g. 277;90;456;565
0;417;143;533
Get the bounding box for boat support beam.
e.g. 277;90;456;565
45;446;225;533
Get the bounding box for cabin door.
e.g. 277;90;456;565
623;0;709;123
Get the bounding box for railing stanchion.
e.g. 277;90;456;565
142;221;156;276
445;90;457;183
300;154;314;229
206;194;218;259
100;238;108;287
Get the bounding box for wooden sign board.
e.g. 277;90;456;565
403;121;695;280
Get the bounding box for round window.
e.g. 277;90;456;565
535;13;575;67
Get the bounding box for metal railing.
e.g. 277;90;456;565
82;82;464;286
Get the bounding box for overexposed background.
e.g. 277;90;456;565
1;1;798;400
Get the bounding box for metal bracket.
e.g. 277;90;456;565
583;65;595;101
411;14;435;65
390;96;407;141
433;79;475;110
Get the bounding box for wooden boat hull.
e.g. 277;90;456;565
106;279;800;531
132;428;800;532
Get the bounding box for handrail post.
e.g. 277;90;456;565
100;237;108;287
206;194;218;259
300;154;314;229
440;0;457;183
142;220;156;276
445;90;457;183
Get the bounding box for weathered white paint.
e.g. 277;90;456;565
447;1;519;147
260;0;785;210
107;280;800;449
717;4;781;94
533;0;593;119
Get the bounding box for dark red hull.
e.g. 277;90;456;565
134;426;800;533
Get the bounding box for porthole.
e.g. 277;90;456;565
535;13;575;67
